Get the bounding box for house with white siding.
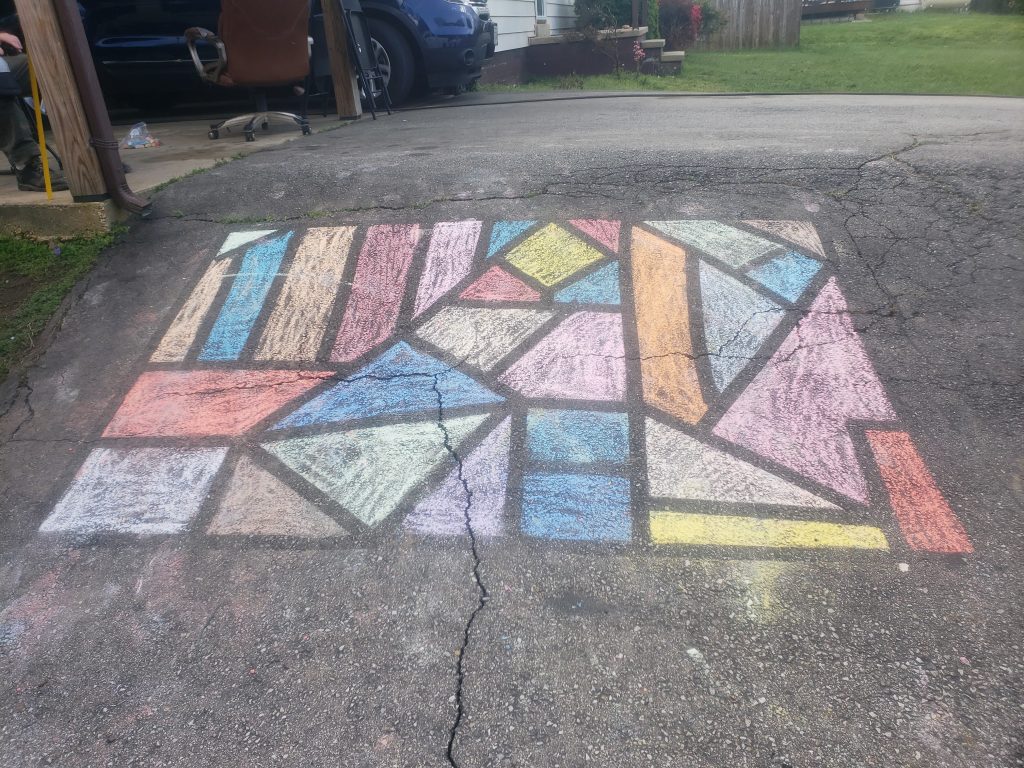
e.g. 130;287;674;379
488;0;578;52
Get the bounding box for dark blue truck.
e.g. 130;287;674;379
0;0;496;105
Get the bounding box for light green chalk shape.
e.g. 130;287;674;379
263;414;489;526
217;229;276;256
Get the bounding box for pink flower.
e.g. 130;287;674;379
633;40;646;64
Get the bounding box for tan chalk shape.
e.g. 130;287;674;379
151;258;232;363
255;227;355;361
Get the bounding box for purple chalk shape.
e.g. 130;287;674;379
498;311;626;401
413;220;482;317
404;417;511;537
713;278;897;503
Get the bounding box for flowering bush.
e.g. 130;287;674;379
633;40;646;66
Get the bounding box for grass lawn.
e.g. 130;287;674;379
493;12;1024;96
0;232;116;380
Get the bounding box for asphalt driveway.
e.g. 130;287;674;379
1;94;1022;768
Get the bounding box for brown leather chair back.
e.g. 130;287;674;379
219;0;311;86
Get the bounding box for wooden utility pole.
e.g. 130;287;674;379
321;0;363;120
13;0;106;200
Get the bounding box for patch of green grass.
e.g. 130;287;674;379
490;13;1024;96
149;153;245;194
0;230;118;380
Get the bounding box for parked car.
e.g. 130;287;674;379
0;0;496;106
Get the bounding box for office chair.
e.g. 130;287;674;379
185;0;312;142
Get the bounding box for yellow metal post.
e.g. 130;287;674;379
26;56;53;200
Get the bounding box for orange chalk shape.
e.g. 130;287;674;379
865;430;973;554
104;370;332;438
630;227;707;424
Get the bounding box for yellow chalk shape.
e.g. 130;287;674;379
255;227;355;361
151;258;232;362
505;223;603;286
631;227;707;424
649;511;889;550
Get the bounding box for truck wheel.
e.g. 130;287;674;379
367;21;414;105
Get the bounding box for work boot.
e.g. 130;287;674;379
16;155;69;192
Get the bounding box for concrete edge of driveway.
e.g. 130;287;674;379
404;90;1024;111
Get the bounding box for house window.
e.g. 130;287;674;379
536;0;546;19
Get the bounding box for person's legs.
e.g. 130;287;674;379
0;54;68;191
0;55;41;168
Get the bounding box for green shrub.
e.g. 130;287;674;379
573;0;633;32
647;0;661;37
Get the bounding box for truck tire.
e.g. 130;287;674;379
366;20;415;105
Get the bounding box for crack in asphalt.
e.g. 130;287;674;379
432;373;487;768
9;381;35;441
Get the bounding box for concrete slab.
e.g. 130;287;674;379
0;114;343;237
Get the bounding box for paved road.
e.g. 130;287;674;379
1;95;1022;768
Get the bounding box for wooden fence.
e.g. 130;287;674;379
694;0;802;50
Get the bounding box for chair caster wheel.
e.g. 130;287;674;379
208;129;219;140
244;130;256;142
301;124;312;135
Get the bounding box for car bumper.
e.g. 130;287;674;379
423;25;493;89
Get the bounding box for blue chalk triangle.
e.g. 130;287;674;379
700;261;784;392
554;262;620;305
487;221;537;258
747;251;822;303
274;342;504;429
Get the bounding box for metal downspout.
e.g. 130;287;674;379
52;0;150;215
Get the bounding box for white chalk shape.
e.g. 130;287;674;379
646;221;783;268
743;220;826;259
217;230;277;256
40;447;228;534
263;414;489;527
207;454;346;537
645;419;839;509
699;260;785;391
415;306;554;371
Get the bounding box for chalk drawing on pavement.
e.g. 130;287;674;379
40;220;973;555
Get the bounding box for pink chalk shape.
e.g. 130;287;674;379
460;265;541;302
413;220;482;317
103;369;333;438
404;417;510;536
498;311;626;401
331;224;421;362
713;278;897;503
569;219;621;253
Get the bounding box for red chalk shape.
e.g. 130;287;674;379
866;430;973;554
331;224;421;362
104;370;332;438
569;219;621;253
460;265;541;302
